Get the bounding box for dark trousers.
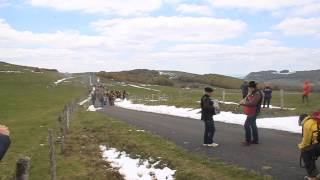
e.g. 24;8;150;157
263;98;271;108
244;115;259;143
303;95;309;104
301;144;320;177
203;120;215;144
0;134;11;161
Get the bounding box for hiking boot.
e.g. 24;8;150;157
304;176;317;180
207;143;219;147
241;141;251;146
202;144;208;147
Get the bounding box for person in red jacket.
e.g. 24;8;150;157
303;80;311;104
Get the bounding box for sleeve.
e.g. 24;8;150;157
298;122;317;150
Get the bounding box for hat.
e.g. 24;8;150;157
204;87;213;93
248;81;257;88
312;111;320;121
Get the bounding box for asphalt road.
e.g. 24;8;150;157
100;107;311;180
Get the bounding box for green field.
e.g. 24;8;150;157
100;78;320;117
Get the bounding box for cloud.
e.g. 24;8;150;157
28;0;162;16
207;0;312;11
91;16;246;44
176;4;213;16
274;17;320;36
253;31;273;38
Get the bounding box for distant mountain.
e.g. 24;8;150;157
245;69;320;91
97;69;243;89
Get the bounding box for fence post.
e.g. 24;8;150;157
15;156;31;180
280;89;284;109
48;129;57;180
222;89;226;102
59;115;65;154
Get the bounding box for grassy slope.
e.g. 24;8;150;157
103;80;320;117
0;63;90;179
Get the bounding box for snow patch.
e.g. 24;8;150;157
87;105;102;112
115;100;301;134
128;84;160;92
100;145;175;180
54;77;74;85
0;70;22;73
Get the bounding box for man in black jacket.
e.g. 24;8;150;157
201;87;218;147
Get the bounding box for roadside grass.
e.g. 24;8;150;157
102;80;320;117
70;107;271;180
0;64;94;179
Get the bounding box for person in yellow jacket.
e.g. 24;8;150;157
299;111;320;180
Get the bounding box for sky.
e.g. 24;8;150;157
0;0;320;76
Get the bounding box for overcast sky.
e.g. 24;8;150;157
0;0;320;75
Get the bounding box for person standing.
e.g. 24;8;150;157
0;125;10;161
240;81;263;146
240;81;249;98
303;80;311;104
200;87;218;147
263;85;272;108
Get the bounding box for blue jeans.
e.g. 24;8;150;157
244;115;259;143
0;134;11;160
204;120;215;144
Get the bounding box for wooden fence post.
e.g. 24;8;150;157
280;89;284;109
222;89;226;102
15;156;31;180
59;115;65;154
48;129;57;180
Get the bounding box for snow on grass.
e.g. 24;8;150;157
115;100;301;133
100;145;175;180
54;77;75;85
87;105;102;112
0;70;22;73
215;101;295;110
128;84;160;92
78;96;91;106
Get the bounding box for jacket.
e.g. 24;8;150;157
299;116;318;150
303;83;310;96
263;87;272;99
241;89;263;114
200;94;216;121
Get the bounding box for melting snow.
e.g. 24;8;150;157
115;100;301;133
128;84;160;92
54;77;74;85
87;105;102;112
100;145;175;180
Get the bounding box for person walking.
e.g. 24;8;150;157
298;111;320;180
91;89;96;107
0;125;10;161
200;87;218;147
240;81;249;98
303;80;311;104
240;81;263;146
263;85;272;108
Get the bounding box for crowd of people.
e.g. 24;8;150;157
90;84;128;107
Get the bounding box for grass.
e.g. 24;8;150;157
101;79;320;117
0;63;90;179
68;107;270;180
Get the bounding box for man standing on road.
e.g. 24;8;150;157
240;81;263;146
200;87;218;147
240;81;249;98
263;85;272;108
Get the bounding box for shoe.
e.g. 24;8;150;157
251;141;259;144
304;176;316;180
241;141;251;146
203;144;208;147
207;143;219;147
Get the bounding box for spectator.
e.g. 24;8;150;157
240;81;263;146
263;85;273;108
299;111;320;180
200;87;218;147
303;80;311;104
0;125;11;161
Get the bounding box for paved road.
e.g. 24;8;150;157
100;107;311;180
